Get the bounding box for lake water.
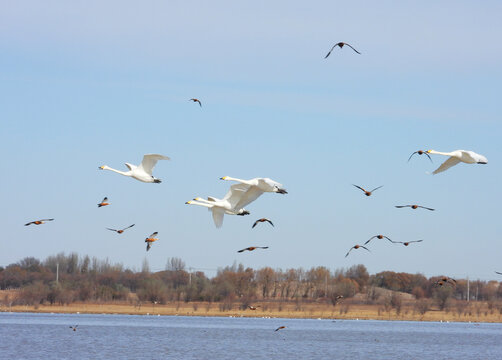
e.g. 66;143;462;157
1;312;502;359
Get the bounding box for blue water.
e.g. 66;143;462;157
1;312;501;359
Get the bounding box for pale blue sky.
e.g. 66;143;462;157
1;1;500;279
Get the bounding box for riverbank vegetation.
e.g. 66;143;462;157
1;253;502;322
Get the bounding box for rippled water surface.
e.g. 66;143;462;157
1;312;502;359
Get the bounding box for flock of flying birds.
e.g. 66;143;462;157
20;41;493;331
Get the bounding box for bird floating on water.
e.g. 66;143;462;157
364;235;393;245
237;246;269;253
145;232;159;251
99;154;170;183
97;197;110;208
395;204;435;211
252;218;274;229
345;245;370;257
107;224;135;234
25;219;54;226
69;325;78;331
324;42;361;58
353;184;383;197
189;98;202;107
425;149;487;175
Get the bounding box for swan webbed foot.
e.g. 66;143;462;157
154;179;162;183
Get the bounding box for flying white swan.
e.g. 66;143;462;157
186;183;251;228
99;154;170;183
426;150;487;175
219;176;287;210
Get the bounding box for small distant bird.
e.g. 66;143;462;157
189;98;202;107
408;150;433;163
97;197;110;207
426;149;487;175
332;295;344;304
364;235;393;245
393;240;423;246
495;271;502;275
275;326;286;332
252;218;274;229
345;245;370;258
433;276;456;287
69;325;78;331
395;205;435;211
324;42;361;58
145;232;159;251
25;219;54;226
353;184;383;197
107;224;135;234
238;246;269;253
248;305;261;310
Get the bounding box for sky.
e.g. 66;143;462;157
1;1;501;280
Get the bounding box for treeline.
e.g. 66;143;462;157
1;253;501;308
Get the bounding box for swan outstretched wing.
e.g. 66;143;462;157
138;154;170;175
233;186;265;210
223;183;251;209
432;157;461;174
212;208;225;228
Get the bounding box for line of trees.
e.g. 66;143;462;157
1;253;501;309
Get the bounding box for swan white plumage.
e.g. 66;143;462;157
426;150;487;174
219;176;287;210
186;183;251;228
99;154;170;183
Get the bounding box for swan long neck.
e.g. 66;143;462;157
221;176;252;185
102;166;131;177
428;150;453;156
187;201;213;209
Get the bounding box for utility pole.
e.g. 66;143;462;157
189;267;192;286
56;262;59;284
467;276;469;302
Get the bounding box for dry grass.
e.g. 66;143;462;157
1;298;501;323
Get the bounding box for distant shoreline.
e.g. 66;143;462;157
2;301;501;323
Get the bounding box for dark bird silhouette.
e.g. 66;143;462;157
189;98;202;107
97;197;110;207
353;184;383;197
324;42;361;58
238;246;269;253
495;271;502;275
345;245;370;257
106;224;135;234
393;240;423;246
408;150;433;163
433;276;456;287
25;219;54;226
275;326;286;331
69;325;78;331
364;235;393;245
395;205;435;211
252;218;274;228
145;232;159;251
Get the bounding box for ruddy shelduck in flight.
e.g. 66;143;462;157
189;98;202;107
237;246;269;253
324;42;361;58
353;184;383;197
252;218;274;229
393;240;423;246
97;197;110;207
107;224;135;234
395;204;435;211
345;245;370;257
364;235;393;245
145;232;159;251
25;219;54;226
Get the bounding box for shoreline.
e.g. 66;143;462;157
2;301;501;323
